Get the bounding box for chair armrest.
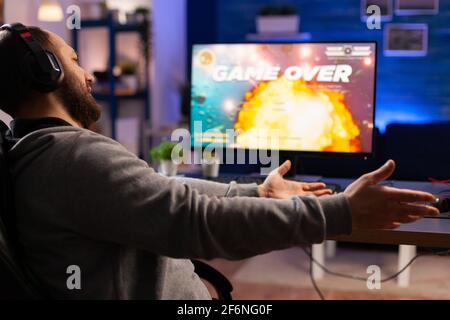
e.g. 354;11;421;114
191;259;233;300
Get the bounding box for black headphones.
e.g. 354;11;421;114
0;23;64;93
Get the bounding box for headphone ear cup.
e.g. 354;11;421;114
19;51;42;91
20;51;63;93
46;51;64;87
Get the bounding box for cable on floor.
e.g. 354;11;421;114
302;246;450;300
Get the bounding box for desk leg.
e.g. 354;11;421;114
326;240;337;258
397;245;416;288
312;242;325;280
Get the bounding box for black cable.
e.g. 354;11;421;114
308;250;325;300
302;246;450;300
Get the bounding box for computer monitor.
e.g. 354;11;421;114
190;42;377;157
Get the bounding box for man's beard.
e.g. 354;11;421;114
55;72;101;129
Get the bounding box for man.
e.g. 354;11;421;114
0;25;439;299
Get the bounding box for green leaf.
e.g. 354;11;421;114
150;141;183;162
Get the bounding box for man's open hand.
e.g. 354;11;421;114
345;160;440;230
258;160;333;199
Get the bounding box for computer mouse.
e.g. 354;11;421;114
431;197;450;213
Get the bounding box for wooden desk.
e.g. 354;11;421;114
180;172;450;247
320;177;450;287
325;219;450;287
331;218;450;248
323;177;450;247
180;171;450;285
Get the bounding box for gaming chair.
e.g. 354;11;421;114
0;22;232;300
0;120;233;300
0;120;43;299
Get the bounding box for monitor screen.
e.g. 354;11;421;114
190;42;377;155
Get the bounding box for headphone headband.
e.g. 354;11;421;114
0;23;64;92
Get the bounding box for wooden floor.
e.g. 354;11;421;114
202;246;450;300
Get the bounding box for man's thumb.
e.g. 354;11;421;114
278;160;291;176
366;160;395;183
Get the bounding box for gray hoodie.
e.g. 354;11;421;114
7;126;352;299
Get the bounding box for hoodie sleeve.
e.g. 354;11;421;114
171;176;260;198
64;131;352;260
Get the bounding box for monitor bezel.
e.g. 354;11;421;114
188;40;378;159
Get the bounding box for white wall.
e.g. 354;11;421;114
151;0;186;127
5;0;72;41
4;0;31;24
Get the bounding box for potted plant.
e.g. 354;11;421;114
125;6;148;24
150;141;182;176
256;5;300;34
201;149;220;178
134;6;150;24
119;62;139;92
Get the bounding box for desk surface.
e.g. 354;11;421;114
179;170;450;248
322;178;450;248
330;219;450;248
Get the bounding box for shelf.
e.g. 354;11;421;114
71;11;151;140
246;32;312;42
79;18;108;28
245;31;386;42
80;19;147;33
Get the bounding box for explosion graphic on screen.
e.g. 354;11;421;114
234;77;361;152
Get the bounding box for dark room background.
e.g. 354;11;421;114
187;0;450;180
188;0;450;133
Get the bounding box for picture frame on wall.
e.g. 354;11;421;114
384;23;428;57
361;0;393;22
395;0;439;16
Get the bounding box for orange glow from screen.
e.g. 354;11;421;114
364;57;372;66
234;77;361;152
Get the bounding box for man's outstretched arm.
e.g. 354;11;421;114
64;131;438;260
171;176;260;198
172;160;333;199
64;131;351;260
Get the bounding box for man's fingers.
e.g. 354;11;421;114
278;160;291;176
384;222;401;229
393;215;422;224
312;189;334;197
384;187;436;203
390;203;440;223
304;182;327;191
364;160;395;184
394;202;440;217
